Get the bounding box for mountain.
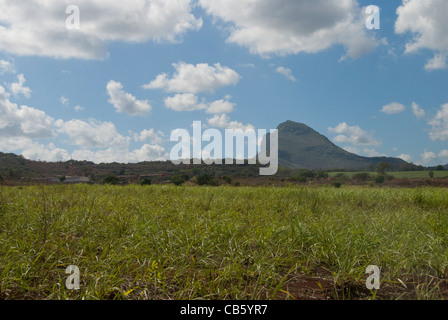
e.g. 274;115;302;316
270;120;408;170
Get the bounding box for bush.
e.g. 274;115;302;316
103;174;120;185
171;175;188;186
222;176;232;184
333;182;342;188
197;174;219;186
334;173;348;181
293;169;316;182
429;171;434;179
375;175;385;184
352;172;371;182
139;178;152;186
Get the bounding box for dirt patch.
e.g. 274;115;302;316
275;268;448;300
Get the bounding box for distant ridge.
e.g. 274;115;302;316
271;120;408;170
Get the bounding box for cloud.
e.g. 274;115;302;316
438;150;448;160
74;105;84;112
21;142;70;162
60;96;69;106
164;93;236;114
276;66;297;82
420;151;437;165
55;118;130;148
411;102;425;119
0;60;15;74
144;62;240;93
0;0;202;60
363;148;386;157
205;96;235;114
395;0;448;70
428;103;448;141
425;53;447;71
0;136;70;162
398;154;413;163
207;114;254;131
9;74;32;98
133;129;164;144
71;144;169;164
107;80;152;116
381;102;406;115
328;122;382;146
199;0;380;59
0;85;54;139
164;93;207;112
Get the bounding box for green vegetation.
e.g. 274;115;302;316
170;174;189;186
103;174;120;185
1;184;447;300
139;178;152;186
329;171;448;179
196;174;219;186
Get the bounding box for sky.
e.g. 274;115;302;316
0;0;447;166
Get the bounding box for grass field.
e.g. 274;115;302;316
329;171;448;179
1;184;448;300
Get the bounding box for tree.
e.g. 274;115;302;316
103;174;120;185
139;178;152;186
376;162;390;175
435;165;444;171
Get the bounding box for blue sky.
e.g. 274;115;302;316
0;0;447;166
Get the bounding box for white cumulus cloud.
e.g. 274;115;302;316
276;66;297;82
9;74;32;98
0;0;202;60
329;122;382;147
0;85;54;139
428;103;448;141
55;118;130;148
411;102;426;119
381;102;406;115
395;0;448;70
107;80;152;116
144;62;240;93
199;0;380;59
207;114;254;131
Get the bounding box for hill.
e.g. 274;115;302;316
270;120;408;170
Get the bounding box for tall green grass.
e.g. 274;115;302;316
0;184;447;300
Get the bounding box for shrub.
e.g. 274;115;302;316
222;176;232;184
103;174;120;185
333;182;342;188
196;174;218;186
352;172;371;182
375;175;385;184
429;171;434;179
139;178;152;186
334;173;348;181
171;175;187;186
